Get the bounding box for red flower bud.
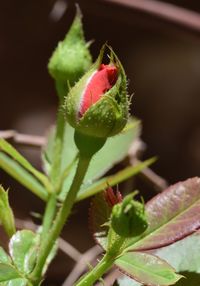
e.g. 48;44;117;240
65;45;129;138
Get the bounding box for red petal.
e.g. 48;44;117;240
79;64;118;117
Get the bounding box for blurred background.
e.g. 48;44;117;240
0;0;200;284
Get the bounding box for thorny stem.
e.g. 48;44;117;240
30;154;91;285
56;153;79;194
41;193;57;242
75;253;114;286
75;236;125;286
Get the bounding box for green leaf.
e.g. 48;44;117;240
154;233;200;285
0;247;11;264
9;230;39;274
42;127;56;175
76;158;155;202
0;185;15;237
2;278;28;286
43;121;77;177
0;152;48;201
0;138;51;191
117;276;141;286
0;264;21;282
118;234;200;286
124;177;200;251
115;252;182;286
154;233;200;274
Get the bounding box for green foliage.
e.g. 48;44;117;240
117;234;200;286
0;148;48;201
0;247;11;264
155;233;200;274
9;230;39;274
0;231;39;285
0;138;51;192
2;278;28;286
0;264;21;282
0;186;15;237
155;234;200;285
115;252;182;286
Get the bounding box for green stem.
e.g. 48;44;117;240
50;106;65;186
75;253;114;286
76;235;125;286
41;194;57;242
30;154;91;284
50;81;67;187
56;153;78;194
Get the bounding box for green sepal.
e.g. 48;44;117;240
48;6;92;88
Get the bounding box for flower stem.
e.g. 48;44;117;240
40;193;57;242
50;81;67;187
75;253;114;286
38;81;66;255
30;154;91;284
76;234;125;286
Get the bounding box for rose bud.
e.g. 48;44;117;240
48;6;92;89
64;45;129;139
111;193;148;238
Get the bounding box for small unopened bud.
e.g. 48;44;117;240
111;193;148;237
48;7;92;87
64;45;129;138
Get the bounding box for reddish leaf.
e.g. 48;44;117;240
89;192;111;249
125;177;200;251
